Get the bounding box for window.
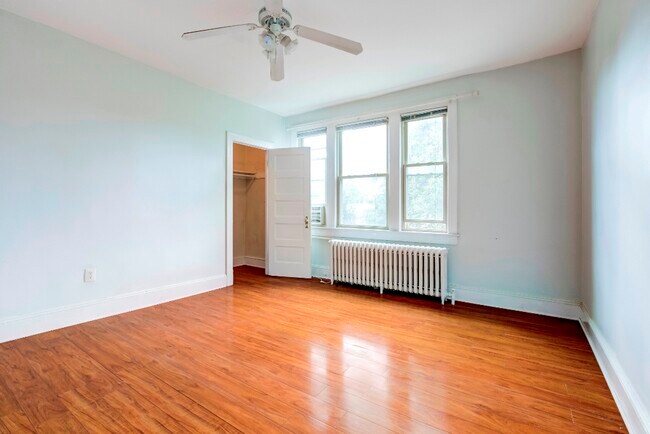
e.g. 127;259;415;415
297;128;327;206
337;119;388;228
402;108;447;232
290;98;459;245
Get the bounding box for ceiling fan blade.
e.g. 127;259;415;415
270;45;285;81
293;25;363;55
265;0;283;16
182;23;258;40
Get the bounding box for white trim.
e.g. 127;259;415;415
579;307;649;434
233;256;246;267
452;285;582;319
312;227;459;245
446;100;459;234
226;132;275;286
388;112;401;231
287;90;479;132
325;125;337;233
0;275;227;344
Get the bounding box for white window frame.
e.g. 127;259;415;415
292;98;460;246
401;109;448;232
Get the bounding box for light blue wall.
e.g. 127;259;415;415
288;51;583;304
0;10;286;320
581;0;650;420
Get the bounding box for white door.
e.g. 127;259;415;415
267;147;311;278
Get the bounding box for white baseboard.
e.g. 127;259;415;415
452;285;583;320
244;256;265;269
234;256;266;269
0;274;227;344
579;307;649;434
315;265;581;320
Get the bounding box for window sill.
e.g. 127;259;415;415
311;227;459;246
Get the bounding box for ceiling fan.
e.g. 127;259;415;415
181;0;363;81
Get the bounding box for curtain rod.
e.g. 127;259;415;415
286;90;479;132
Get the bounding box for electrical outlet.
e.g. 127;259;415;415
84;268;97;283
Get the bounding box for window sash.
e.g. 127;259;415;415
337;118;388;178
403;112;447;165
402;162;447;225
336;118;389;228
402;111;448;231
337;174;389;229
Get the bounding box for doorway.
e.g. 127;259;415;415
225;132;312;285
232;143;267;273
226;132;274;286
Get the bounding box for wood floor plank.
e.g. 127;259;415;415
0;411;35;434
13;335;119;406
34;412;87;434
570;409;627;433
0;378;23;419
0;266;625;433
114;367;228;433
0;347;68;427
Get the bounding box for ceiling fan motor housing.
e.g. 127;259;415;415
258;7;292;33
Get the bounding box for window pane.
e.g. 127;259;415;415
405;165;444;221
311;180;326;205
340;124;387;176
311;159;326;181
301;134;326;152
339;176;387;227
309;146;326;160
311;159;326;205
300;131;327;206
406;116;445;164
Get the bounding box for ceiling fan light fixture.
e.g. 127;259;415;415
258;31;276;51
280;35;298;55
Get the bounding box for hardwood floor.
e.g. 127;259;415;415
0;266;625;433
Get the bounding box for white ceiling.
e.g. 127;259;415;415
0;0;597;116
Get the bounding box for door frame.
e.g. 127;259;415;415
226;132;274;286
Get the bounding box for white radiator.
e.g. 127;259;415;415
329;239;451;304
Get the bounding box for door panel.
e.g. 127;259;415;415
267;147;311;278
